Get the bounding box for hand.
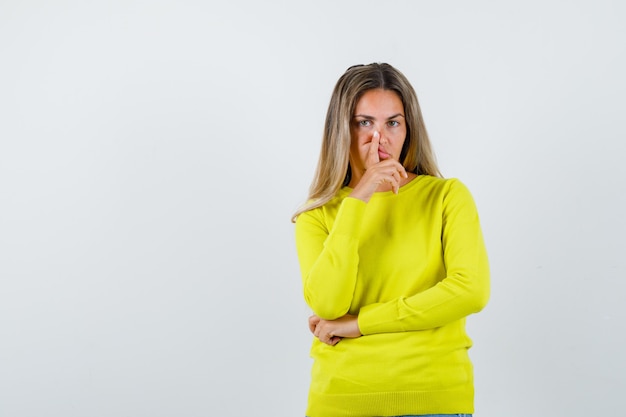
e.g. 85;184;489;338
350;131;408;202
308;314;362;346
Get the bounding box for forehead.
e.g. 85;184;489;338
354;89;404;114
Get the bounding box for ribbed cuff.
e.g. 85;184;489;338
358;301;400;335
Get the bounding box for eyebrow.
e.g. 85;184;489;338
353;113;405;120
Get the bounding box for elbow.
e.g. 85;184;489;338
469;286;490;313
304;291;350;320
466;274;490;313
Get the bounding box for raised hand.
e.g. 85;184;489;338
349;131;408;202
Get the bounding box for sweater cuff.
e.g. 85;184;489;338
358;301;400;335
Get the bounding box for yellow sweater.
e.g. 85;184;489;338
295;176;490;417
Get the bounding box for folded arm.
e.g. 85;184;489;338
358;180;490;335
295;197;367;320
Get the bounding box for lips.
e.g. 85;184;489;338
378;147;390;159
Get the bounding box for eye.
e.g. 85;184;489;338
357;120;372;127
387;120;400;127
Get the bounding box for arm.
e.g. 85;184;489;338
358;179;490;335
295;197;367;319
295;130;408;320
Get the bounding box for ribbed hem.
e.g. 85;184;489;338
306;386;474;417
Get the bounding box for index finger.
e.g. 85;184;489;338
365;131;381;168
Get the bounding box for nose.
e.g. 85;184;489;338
378;131;388;145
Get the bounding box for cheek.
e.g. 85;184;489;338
396;128;407;143
351;132;368;148
349;137;362;158
393;126;407;139
393;130;408;153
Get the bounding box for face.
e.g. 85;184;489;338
349;88;407;176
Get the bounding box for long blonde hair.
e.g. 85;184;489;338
292;63;441;222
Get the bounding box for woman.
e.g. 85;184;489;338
293;63;489;417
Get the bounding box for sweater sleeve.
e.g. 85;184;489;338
358;179;490;334
295;197;366;320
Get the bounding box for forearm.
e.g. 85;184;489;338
302;234;360;319
358;263;489;334
296;197;367;319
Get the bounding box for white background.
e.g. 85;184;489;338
1;1;625;416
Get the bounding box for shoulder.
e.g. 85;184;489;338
437;178;481;222
409;175;472;198
409;177;477;216
295;188;351;226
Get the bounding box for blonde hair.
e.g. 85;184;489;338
292;63;441;222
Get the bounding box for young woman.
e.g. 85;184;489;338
292;63;490;417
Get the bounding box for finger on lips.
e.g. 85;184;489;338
367;131;381;165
